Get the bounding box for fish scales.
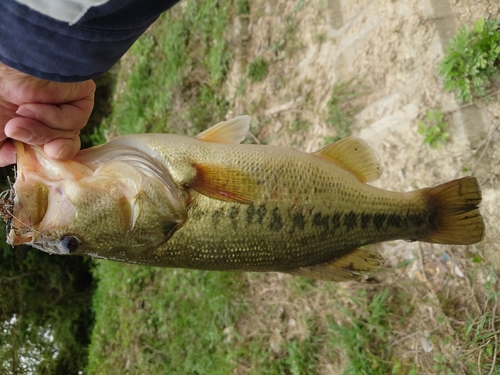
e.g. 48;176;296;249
3;116;485;281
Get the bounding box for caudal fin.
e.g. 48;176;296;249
422;177;484;245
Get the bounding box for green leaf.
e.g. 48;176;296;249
438;17;500;103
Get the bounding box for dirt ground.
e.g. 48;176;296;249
223;0;500;372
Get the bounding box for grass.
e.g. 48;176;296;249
417;109;450;148
248;57;269;83
462;272;500;374
236;57;268;98
87;263;246;374
328;288;394;375
324;77;370;143
243;331;322;375
104;0;232;137
235;1;306;101
236;0;250;15
438;17;500;104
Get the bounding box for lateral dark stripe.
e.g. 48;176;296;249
343;212;357;231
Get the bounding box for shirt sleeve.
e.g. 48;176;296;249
0;0;179;82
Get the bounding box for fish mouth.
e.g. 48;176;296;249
5;142;90;247
4;179;49;245
5;139;187;253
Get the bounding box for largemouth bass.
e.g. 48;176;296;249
2;116;485;281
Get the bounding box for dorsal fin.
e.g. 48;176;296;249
195;115;250;144
313;137;382;183
288;248;384;282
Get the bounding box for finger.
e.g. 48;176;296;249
16;101;93;131
5;117;80;145
44;137;81;160
11;78;96;107
42;80;96;107
0;140;16;167
0;123;7;142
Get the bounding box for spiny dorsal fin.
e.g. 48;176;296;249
195;115;250;144
313;137;382;183
288;248;384;282
188;163;258;204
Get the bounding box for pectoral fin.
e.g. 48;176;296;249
314;137;382;183
288;248;384;282
188;163;258;204
195;116;250;144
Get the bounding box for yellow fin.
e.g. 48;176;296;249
421;177;484;245
288;248;384;282
313;137;382;183
188;163;257;204
195;115;250;144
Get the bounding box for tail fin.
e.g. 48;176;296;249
422;177;484;245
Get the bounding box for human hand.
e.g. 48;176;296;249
0;62;96;166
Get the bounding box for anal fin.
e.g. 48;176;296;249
288;248;384;282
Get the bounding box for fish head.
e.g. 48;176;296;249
5;141;186;263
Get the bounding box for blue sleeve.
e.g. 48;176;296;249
0;0;179;82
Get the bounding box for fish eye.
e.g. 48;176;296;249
59;235;81;254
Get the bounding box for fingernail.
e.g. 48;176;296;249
54;145;70;159
16;106;37;119
9;127;34;142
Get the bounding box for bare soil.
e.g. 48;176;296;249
224;0;500;372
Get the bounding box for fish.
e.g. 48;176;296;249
2;116;485;281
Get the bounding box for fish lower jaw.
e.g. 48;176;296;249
7;230;32;246
30;238;73;255
6;223;51;248
6;229;63;254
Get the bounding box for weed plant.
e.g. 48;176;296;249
324;77;369;143
329;289;393;375
248;57;269;83
417;109;449;148
438;18;500;103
